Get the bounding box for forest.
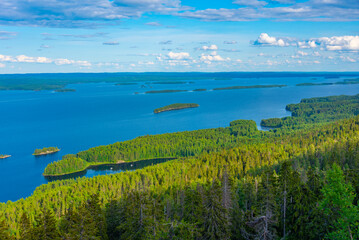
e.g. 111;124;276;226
1;94;359;239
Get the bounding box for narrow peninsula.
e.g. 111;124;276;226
33;147;60;156
154;103;199;114
0;154;11;159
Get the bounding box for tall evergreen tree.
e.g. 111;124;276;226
32;208;61;240
19;212;33;240
0;218;12;240
201;180;230;240
320;163;359;240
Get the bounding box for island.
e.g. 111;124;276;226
154;103;199;114
0;154;11;159
145;90;188;94
54;88;76;92
193;88;207;92
33;147;60;156
213;84;286;91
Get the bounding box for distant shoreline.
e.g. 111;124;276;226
0;155;11;159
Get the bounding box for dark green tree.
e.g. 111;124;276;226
32;208;60;240
320;163;359;240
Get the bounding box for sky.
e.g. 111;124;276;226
0;0;358;73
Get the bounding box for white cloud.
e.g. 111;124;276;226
201;44;218;50
253;34;359;52
254;33;290;47
200;52;230;62
316;36;359;51
0;53;91;66
297;51;308;56
0;63;5;68
167;52;191;60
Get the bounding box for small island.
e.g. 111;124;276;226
154;103;199;114
0;154;11;159
193;88;207;92
33;147;60;156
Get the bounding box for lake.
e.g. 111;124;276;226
1;73;359;202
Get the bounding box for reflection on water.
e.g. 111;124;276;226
44;157;176;181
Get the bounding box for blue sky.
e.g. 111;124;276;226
0;0;358;73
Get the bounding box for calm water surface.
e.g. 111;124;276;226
1;74;359;202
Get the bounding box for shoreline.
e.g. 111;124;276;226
0;155;11;159
43;157;177;177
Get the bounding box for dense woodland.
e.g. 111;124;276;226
1;94;359;239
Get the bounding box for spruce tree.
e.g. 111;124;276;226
320;163;359;240
19;212;34;240
32;208;61;240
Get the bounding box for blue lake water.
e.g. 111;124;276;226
1;73;359;202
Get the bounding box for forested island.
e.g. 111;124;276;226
1;94;359;239
154;103;199;113
33;147;60;156
213;84;286;91
0;155;11;159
